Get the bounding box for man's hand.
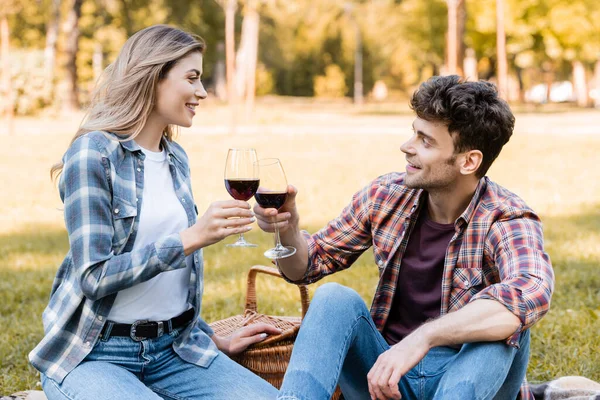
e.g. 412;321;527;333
254;185;299;234
367;331;431;400
212;323;282;357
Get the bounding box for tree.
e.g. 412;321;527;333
60;0;83;113
0;1;20;135
44;0;61;101
496;0;508;99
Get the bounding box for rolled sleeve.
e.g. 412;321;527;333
278;180;377;285
474;214;555;336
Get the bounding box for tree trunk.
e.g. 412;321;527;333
353;17;363;105
234;0;259;117
44;0;60;101
61;0;83;113
225;0;236;104
463;48;478;81
446;0;458;75
1;15;13;135
457;0;466;76
93;41;103;84
243;1;259;118
594;60;600;109
496;0;508;100
572;60;589;107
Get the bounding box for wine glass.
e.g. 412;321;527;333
224;148;259;247
254;158;296;259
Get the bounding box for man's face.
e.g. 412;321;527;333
400;118;462;190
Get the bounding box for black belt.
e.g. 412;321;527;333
101;308;194;341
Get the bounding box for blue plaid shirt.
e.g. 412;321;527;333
29;131;218;383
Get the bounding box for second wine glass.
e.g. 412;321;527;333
224;148;259;248
254;158;296;259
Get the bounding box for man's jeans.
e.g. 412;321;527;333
41;325;278;400
278;283;530;400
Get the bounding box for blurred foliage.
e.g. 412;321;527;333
2;0;600;114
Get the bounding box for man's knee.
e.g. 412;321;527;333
312;283;363;309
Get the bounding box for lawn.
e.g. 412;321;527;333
1;105;599;395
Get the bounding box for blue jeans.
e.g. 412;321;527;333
278;283;530;400
41;325;278;400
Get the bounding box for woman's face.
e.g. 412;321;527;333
154;51;207;128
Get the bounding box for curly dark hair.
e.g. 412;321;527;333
410;75;515;178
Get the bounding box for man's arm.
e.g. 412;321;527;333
254;185;310;281
367;299;520;400
254;179;377;283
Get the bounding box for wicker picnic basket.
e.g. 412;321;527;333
210;265;342;400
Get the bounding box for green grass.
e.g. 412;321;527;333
1;212;599;394
1;109;600;394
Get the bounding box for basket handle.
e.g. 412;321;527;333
245;265;310;319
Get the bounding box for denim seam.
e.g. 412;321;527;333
478;349;517;400
331;313;387;397
149;385;187;400
45;378;77;400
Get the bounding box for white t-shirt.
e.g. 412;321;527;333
107;146;193;323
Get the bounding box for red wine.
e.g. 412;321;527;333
225;179;260;201
254;192;288;210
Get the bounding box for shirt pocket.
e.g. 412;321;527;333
111;196;138;251
451;267;485;300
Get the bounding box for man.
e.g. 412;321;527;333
255;76;554;400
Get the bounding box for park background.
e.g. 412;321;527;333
1;0;599;395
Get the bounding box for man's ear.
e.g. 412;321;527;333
459;150;483;176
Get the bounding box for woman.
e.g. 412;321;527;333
29;25;280;400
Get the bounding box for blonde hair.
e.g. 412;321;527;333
51;25;205;180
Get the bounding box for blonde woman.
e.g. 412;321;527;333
29;25;280;400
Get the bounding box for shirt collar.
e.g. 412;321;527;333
114;133;178;163
456;176;488;226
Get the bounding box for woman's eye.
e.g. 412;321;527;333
188;76;199;82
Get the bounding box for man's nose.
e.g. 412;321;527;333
400;135;415;154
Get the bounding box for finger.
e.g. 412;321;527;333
238;332;269;349
378;366;396;399
253;203;270;217
269;212;292;223
221;226;253;237
388;369;403;399
240;323;282;337
287;184;298;199
218;208;255;219
218;200;251;209
223;217;256;228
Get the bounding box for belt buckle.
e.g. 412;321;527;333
130;320;149;342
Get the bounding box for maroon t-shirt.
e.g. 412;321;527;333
383;207;455;345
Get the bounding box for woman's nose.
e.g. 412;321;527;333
195;83;207;100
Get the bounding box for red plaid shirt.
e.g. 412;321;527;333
290;173;554;400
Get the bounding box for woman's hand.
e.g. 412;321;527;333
212;323;282;356
181;200;255;255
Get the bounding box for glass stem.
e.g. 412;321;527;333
273;222;283;250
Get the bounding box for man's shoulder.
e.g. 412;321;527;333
479;178;538;221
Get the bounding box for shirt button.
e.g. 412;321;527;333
137;167;141;172
135;198;139;202
463;280;469;287
182;198;186;203
85;341;91;347
378;260;384;267
97;315;103;321
114;208;119;214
